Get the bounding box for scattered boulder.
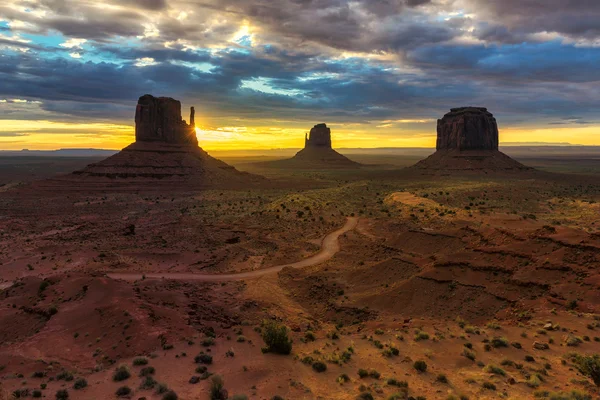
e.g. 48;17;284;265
533;342;550;350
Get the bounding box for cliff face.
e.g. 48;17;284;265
135;94;198;145
72;94;267;187
305;123;332;149
412;107;531;172
436;107;498;151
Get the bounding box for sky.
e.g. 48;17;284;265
1;0;600;150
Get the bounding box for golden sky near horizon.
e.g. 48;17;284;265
1;120;600;151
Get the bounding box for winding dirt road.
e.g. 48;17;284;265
107;217;358;282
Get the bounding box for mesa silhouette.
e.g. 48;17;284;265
73;95;265;188
262;123;360;169
412;107;531;172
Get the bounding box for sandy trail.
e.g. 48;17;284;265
107;217;358;282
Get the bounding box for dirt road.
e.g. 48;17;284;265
107;217;358;282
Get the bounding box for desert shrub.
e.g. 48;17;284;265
115;386;131;397
231;395;248;400
413;360;427;373
113;365;131;382
482;381;496;390
312;361;327;373
388;392;409;400
491;337;509;348
337;373;350;383
501;359;515;367
261;320;292;355
566;335;583;347
304;331;316;341
133;357;148;366
140;366;155;376
570;354;600;386
462;348;476;361
527;374;543;388
162;391;178;400
414;331;430;341
32;390;42;398
525;355;536;362
155;383;169;394
356;393;374;400
210;375;226;400
55;389;69;399
202;337;215;347
546;390;591;400
56;371;74;381
484;364;505;376
436;374;449;383
32;371;45;378
73;378;88;389
358;369;369;378
387;378;408;387
194;353;213;364
140;376;157;389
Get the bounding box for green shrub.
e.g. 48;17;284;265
115;386;131;396
387;378;408;387
73;378;88;389
55;389;69;399
312;361;327;372
571;354;600;386
194;353;213;364
56;371;74;381
133;357;148;366
140;366;155;376
140;376;157;389
162;391;178;400
261;320;292;355
491;337;509;348
413;360;427;372
113;365;131;382
210;375;226;400
484;364;506;376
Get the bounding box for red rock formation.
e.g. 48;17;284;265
436;107;498;151
412;107;530;172
70;95;267;187
135;94;198;145
305;123;332;149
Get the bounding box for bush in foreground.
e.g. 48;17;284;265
261;320;292;355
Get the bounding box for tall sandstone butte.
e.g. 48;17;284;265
304;123;333;149
135;94;198;145
70;94;266;188
412;107;530;172
436;107;499;151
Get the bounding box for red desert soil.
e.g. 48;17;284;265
2;167;600;400
107;217;358;282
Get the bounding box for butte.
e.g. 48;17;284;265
68;94;266;190
411;107;531;172
265;123;360;169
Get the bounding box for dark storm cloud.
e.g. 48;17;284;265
1;0;600;130
464;0;600;42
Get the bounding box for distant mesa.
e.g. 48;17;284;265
412;107;531;172
264;123;360;169
73;94;266;188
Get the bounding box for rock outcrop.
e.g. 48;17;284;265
135;95;198;145
264;123;359;169
305;123;332;149
436;107;498;151
412;107;530;172
71;95;266;189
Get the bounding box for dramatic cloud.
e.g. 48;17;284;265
1;0;600;149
